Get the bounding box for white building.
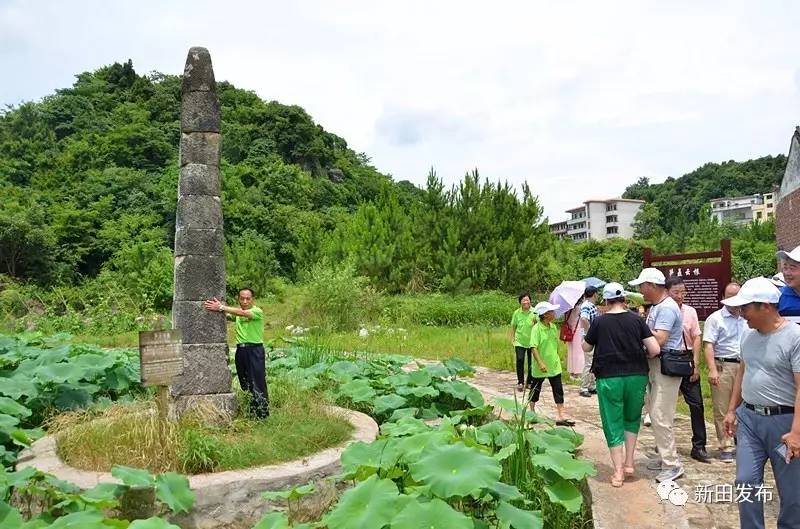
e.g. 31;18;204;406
560;198;645;242
709;192;776;225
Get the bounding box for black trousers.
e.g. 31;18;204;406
235;343;270;418
680;374;706;451
530;375;565;404
515;346;533;385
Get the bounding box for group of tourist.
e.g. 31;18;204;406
512;245;800;529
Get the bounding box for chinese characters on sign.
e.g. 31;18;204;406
139;329;183;387
643;240;732;321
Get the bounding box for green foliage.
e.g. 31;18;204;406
296;261;382;331
384;291;517;327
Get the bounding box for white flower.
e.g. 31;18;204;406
358;328;369;338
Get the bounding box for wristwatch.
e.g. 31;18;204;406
218;305;225;313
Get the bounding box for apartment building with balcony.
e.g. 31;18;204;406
709;191;776;225
553;198;645;242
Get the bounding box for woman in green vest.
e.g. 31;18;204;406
510;293;538;392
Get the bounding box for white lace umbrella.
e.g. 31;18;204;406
548;280;587;317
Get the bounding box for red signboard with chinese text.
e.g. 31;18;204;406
643;240;732;321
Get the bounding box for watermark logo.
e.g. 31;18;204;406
656;481;775;507
657;480;688;506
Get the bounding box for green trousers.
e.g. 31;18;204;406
596;374;649;448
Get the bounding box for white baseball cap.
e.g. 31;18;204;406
628;267;666;286
776;245;800;264
533;301;560;315
602;282;628;300
721;277;781;307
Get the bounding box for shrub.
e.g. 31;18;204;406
384;291;522;327
297;260;383;331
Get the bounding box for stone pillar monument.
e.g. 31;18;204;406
170;47;236;419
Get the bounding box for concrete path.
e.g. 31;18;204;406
468;366;779;529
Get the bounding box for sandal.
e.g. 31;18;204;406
555;419;576;427
611;474;624;487
624;466;635;479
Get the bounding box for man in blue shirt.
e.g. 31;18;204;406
777;246;800;326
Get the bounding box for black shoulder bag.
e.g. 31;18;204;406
659;331;694;377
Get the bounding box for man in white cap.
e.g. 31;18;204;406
703;282;746;463
722;277;800;529
777;246;800;325
629;267;685;482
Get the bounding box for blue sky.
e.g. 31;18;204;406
2;0;799;220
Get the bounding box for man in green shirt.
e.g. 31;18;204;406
204;287;269;418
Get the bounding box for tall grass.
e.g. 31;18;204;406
51;378;354;474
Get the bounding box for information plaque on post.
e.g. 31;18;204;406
643;239;732;321
139;329;183;387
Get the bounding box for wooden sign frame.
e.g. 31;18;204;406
139;329;183;387
643;240;732;321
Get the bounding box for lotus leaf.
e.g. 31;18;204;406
33;364;85;384
54;385;93;410
0;414;19;430
436;380;484;407
253;512;290;529
391;498;472;529
496;501;543;529
111;465;155;487
46;510;107;529
410;443;501;498
341;440;401;474
423;363;451;379
485;481;525;502
493;443;518;461
395;431;450;462
380;417;429;437
530;451;596;480
0;376;38;400
262;483;316;501
0;397;31;418
526;430;576;453
373;394;407;415
396;385;438;398
544;478;583;512
155;472;194;513
387;407;418;422
338;379;376;403
128;518;182;529
406;369;432;387
321;475;400;529
0;500;22;528
548;426;585;447
80;483;126;505
443;358;475;376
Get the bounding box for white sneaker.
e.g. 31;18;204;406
655;466;684;483
643;413;651;426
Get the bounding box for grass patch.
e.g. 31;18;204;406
50;378;354;474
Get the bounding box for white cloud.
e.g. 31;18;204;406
1;0;798;220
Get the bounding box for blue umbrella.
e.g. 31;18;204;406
581;277;606;289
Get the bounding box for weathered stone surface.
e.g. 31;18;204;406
173;255;225;301
170;343;232;396
174;228;224;257
176;195;222;230
181;91;221;133
172;301;226;344
182;47;216;92
179;164;220;197
180;132;220;167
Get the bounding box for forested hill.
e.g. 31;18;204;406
622;156;786;234
0;60;409;287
